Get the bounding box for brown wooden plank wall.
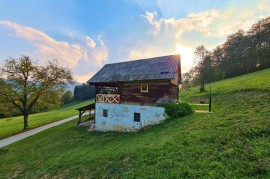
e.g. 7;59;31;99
120;81;178;105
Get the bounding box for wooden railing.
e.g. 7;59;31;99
96;94;120;104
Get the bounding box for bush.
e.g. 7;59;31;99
159;103;193;118
62;90;73;104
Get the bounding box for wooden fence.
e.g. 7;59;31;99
96;94;120;104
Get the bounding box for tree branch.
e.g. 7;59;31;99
11;100;23;113
27;94;39;112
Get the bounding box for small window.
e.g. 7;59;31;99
103;109;108;117
134;113;141;122
141;84;148;92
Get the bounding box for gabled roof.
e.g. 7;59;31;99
87;54;181;83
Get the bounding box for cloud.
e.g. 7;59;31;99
129;0;270;73
143;3;270;39
1;0;270;82
0;21;108;82
86;36;96;48
0;21;81;67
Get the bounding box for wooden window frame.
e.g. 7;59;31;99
103;109;108;117
140;84;148;92
134;112;141;122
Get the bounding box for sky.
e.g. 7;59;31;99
0;0;270;83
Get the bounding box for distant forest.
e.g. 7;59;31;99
182;16;270;90
73;83;95;101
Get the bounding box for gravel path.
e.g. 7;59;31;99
0;115;78;148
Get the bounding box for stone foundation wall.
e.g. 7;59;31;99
95;103;166;131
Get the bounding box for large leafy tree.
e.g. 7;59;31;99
193;45;210;92
211;45;225;79
248;16;270;69
0;56;74;130
221;30;250;77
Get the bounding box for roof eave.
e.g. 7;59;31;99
88;78;175;84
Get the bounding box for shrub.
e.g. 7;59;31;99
159;103;193;118
62;90;73;104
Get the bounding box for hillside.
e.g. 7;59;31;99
181;68;270;102
0;69;269;178
0;99;93;139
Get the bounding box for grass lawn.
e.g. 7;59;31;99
0;69;269;178
189;104;210;111
180;68;270;102
0;99;93;139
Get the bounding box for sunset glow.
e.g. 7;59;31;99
176;44;195;73
0;0;269;82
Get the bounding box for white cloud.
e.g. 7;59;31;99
86;36;96;48
0;21;81;67
143;3;270;39
141;11;162;36
0;21;108;82
81;35;108;66
129;0;270;73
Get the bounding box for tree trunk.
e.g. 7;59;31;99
200;81;205;92
23;113;29;130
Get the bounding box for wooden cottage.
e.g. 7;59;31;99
87;54;181;131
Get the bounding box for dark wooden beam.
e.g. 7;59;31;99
177;86;179;102
77;111;82;126
95;85;98;103
97;86;103;93
119;83;122;103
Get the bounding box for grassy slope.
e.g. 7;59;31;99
0;99;93;139
0;69;270;178
181;68;270;102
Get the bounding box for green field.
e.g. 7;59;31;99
180;68;270;102
0;69;269;178
0;99;93;139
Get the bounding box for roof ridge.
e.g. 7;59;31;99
104;54;180;66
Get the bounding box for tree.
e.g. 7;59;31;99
62;90;73;104
185;16;270;88
248;16;270;70
194;45;210;92
222;30;250;77
181;72;192;89
73;83;95;101
211;45;225;80
0;56;74;130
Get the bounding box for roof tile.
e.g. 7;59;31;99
88;54;180;83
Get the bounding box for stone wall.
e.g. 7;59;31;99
95;103;166;131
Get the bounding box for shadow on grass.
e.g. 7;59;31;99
0;148;8;155
66;113;194;142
